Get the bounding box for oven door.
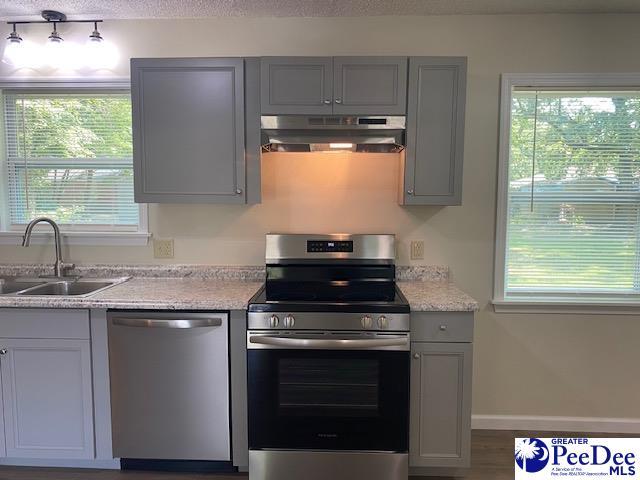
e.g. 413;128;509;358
247;331;409;452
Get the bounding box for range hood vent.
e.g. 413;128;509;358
261;115;406;153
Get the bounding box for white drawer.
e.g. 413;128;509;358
410;312;473;342
0;308;90;339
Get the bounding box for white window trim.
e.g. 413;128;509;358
0;77;149;246
493;73;640;313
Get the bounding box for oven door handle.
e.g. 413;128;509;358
248;335;409;350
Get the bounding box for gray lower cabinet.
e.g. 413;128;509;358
402;57;467;205
261;56;408;115
0;309;94;460
410;312;473;471
131;57;248;203
410;342;472;469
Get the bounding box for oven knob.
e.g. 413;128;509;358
268;314;280;328
361;315;373;329
378;315;389;329
284;314;295;328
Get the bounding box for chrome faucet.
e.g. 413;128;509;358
22;217;74;278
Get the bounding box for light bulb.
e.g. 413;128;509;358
2;28;24;67
84;22;118;69
88;22;103;43
329;143;354;149
44;24;71;68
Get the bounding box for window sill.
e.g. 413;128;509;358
492;298;640;315
0;231;150;247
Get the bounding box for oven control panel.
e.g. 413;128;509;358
248;311;410;332
307;240;353;253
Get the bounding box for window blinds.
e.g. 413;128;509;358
506;89;640;296
2;90;138;230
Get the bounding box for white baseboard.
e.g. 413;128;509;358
472;415;640;434
0;458;120;469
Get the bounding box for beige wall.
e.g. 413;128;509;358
1;14;639;420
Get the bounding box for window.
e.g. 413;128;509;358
0;82;147;244
495;74;640;308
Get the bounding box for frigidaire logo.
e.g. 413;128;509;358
515;438;550;473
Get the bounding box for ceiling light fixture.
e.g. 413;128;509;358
4;11;111;70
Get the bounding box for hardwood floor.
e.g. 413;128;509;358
0;430;637;480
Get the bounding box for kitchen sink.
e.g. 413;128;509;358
20;280;116;296
0;277;129;297
0;278;46;294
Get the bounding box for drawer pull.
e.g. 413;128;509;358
439;324;447;331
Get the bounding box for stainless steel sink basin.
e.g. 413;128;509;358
0;277;129;297
0;278;46;294
21;280;116;296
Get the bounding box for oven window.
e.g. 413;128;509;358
278;358;379;417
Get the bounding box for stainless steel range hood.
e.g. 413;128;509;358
260;115;406;153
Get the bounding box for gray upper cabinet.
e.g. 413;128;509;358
261;57;333;115
333;57;407;115
402;57;467;205
261;56;408;115
131;58;246;203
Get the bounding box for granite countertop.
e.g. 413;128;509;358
0;264;478;312
398;280;478;312
0;277;264;311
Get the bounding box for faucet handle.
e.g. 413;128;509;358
61;262;75;275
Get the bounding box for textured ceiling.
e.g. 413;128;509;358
2;0;640;20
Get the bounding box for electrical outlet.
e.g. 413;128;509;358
410;240;424;260
153;239;174;259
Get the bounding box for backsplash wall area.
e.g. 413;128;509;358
0;153;447;265
1;14;639;427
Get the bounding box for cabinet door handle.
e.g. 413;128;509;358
323;99;331;105
407;190;414;195
335;99;342;104
413;353;420;359
0;349;7;355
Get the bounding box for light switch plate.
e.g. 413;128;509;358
410;240;424;260
153;239;174;259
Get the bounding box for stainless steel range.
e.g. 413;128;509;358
247;234;410;480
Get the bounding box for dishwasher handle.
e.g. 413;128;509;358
111;317;223;329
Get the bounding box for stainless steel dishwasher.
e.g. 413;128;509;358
108;311;230;461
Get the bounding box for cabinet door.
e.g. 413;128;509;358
410;342;472;468
0;363;5;457
0;338;94;459
132;58;246;203
260;57;333;114
333;57;407;115
403;57;467;205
